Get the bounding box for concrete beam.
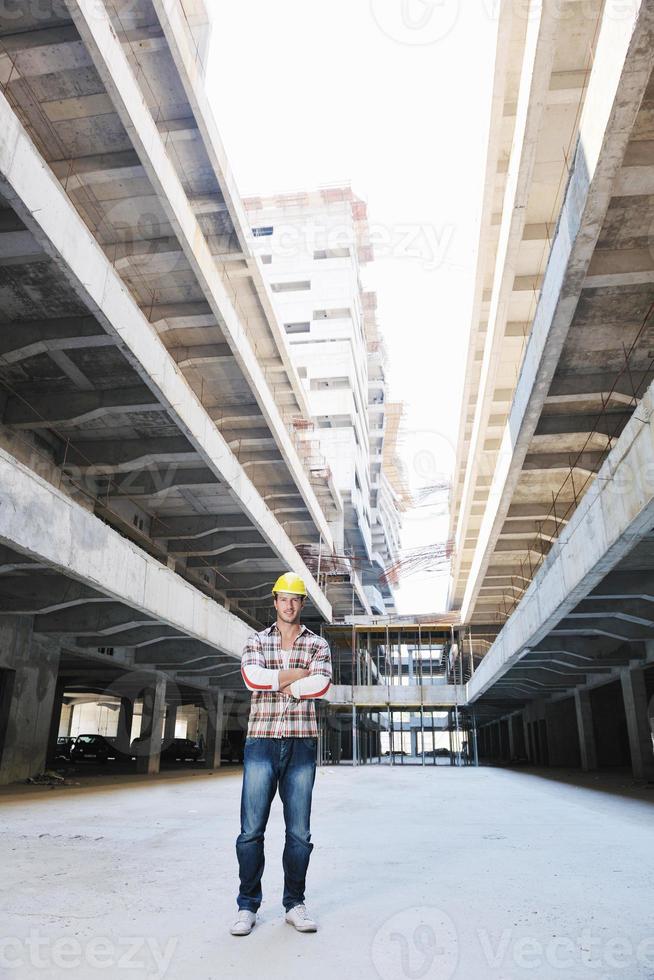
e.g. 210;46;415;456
506;503;569;522
0;315;113;364
100;467;219;498
148;0;316;432
51;150;145;194
134;642;227;666
326;684;465;707
523;450;606;471
551;619;654;641
459;0;654;624
0;90;330;620
73;626;183;647
0;575;107;614
65;0;334;553
587;570;654;601
168;530;262;556
61;436;196;472
535;412;631;438
455;0;562;576
0;24;80;53
34;603;156;636
467;370;654;701
186;546;271;567
530;635;631;660
101;235;183;267
523;657;614;674
585;246;654;288
4;385;160;428
151;516;253;539
171;343;234;367
0;446;252;659
569;598;654;624
142;300;212;323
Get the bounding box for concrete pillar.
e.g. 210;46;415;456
544;705;559;767
539;718;549;766
163;701;177;748
45;678;66;766
204;691;225;769
410;728;418;758
523;715;531;762
60;701;73;736
0;616;60;785
574;690;598;771
621;666;654;781
135;675;166;775
115;696;134;756
507;716;516;761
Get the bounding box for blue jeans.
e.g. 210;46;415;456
236;736;317;913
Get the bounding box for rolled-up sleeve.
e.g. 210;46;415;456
241;635;280;691
289;640;332;699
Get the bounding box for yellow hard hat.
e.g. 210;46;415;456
272;572;307;596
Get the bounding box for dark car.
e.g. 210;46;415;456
129;735;148;757
160;738;202;762
70;734;116;763
55;736;76;760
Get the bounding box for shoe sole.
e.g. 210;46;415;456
285;919;317;933
230;921;256;936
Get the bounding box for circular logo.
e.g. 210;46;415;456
371;906;459;980
370;0;460;46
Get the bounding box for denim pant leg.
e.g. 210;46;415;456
278;737;317;912
236;737;278;912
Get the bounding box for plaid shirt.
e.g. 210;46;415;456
241;623;332;737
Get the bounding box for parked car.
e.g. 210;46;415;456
129;735;148;757
70;734;116;764
160;738;202;762
54;736;76;760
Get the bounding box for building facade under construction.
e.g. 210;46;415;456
0;0;405;784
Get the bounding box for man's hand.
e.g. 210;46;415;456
278;667;310;693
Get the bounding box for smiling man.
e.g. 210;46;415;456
230;572;332;937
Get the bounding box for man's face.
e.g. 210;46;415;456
274;591;305;625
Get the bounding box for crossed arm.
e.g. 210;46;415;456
241;639;332;699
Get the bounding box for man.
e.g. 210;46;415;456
230;572;332;937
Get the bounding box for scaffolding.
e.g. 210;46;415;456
318;623;478;768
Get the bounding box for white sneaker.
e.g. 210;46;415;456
285;904;317;932
230;910;256;936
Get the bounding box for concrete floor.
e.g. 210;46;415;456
1;765;654;980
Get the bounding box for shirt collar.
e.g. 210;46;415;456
266;622;311;637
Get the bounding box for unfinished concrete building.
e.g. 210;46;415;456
448;0;654;778
2;0;654;791
0;0;402;784
244;188;402;618
3;3;654;973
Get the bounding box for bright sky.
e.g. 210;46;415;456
207;1;498;615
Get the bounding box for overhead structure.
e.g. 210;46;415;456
447;0;654;780
0;0;345;783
